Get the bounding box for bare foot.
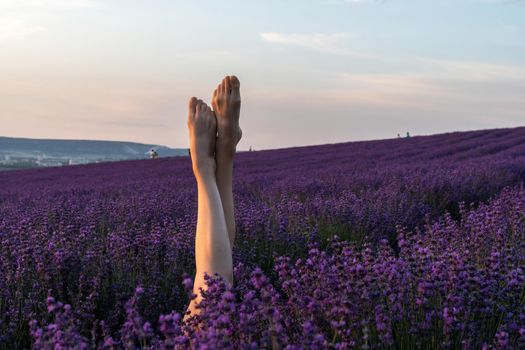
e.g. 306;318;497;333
187;97;217;177
211;75;242;159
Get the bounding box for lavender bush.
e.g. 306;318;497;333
1;127;525;348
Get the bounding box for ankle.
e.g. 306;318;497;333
216;138;238;158
217;135;238;147
216;150;236;163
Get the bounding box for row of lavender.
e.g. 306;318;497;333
1;127;525;348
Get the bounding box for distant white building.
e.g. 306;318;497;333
69;158;92;166
0;155;10;165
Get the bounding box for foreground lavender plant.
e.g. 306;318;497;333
30;186;525;348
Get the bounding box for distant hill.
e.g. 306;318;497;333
0;136;187;169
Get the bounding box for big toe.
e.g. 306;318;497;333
229;75;240;90
229;76;240;100
189;96;197;110
188;97;198;119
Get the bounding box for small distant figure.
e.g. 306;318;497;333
249;146;253;152
397;133;401;138
188;148;191;156
148;148;158;159
406;132;411;138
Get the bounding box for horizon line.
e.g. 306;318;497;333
2;125;525;153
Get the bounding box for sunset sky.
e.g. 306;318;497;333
1;0;524;150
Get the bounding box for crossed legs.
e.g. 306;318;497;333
184;76;242;319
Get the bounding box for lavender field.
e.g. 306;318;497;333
1;127;525;349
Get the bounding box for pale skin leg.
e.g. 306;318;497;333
212;76;242;249
185;97;233;319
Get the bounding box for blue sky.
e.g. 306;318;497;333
0;0;524;149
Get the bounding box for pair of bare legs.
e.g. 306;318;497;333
184;76;242;320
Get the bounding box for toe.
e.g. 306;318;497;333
224;76;231;92
200;101;210;115
188;97;197;121
195;99;203;114
230;75;240;100
230;75;240;90
211;94;218;110
189;97;197;111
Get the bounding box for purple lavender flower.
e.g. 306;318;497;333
0;127;523;348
